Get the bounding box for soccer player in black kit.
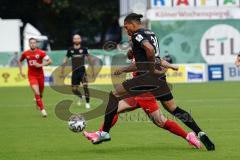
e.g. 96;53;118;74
61;34;93;109
90;13;215;151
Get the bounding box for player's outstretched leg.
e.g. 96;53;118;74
83;99;139;142
172;107;215;151
149;110;201;149
83;114;119;140
161;99;215;151
90;91;120;144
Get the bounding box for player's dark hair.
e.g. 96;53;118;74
124;13;143;24
29;37;37;42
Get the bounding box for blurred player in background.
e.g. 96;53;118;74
9;52;19;67
61;34;94;109
235;53;240;67
18;38;52;117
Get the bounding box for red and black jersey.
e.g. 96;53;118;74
131;28;161;63
66;47;89;72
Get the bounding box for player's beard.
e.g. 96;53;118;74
74;42;81;48
74;40;81;45
30;47;36;51
127;31;133;36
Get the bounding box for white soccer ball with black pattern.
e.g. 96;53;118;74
68;114;86;133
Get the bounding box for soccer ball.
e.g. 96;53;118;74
68;114;86;133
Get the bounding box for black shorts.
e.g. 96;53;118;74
156;92;173;102
71;69;87;86
122;73;173;102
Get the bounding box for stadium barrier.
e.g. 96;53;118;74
0;66;126;87
1;63;239;87
0;49;125;67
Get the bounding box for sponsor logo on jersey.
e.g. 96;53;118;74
73;54;83;58
136;34;144;42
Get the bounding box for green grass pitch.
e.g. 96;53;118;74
0;82;240;160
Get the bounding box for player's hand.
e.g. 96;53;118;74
20;72;26;78
34;62;43;68
114;68;124;75
127;49;134;60
60;72;65;79
153;69;166;75
235;55;240;67
160;67;168;74
171;65;179;71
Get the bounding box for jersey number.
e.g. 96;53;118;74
151;36;160;57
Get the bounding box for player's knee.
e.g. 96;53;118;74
72;87;78;93
34;90;40;96
109;91;117;99
35;93;40;97
156;120;165;128
152;116;165;128
112;91;120;97
114;84;127;97
162;100;177;113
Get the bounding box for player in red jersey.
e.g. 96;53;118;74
18;38;52;117
84;80;201;148
83;51;201;148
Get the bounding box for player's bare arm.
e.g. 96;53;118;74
87;54;96;77
18;59;26;78
142;40;155;62
114;63;137;75
61;57;69;76
161;59;179;71
142;41;155;72
142;41;166;75
34;56;52;68
127;49;134;59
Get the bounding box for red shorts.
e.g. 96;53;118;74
124;93;159;114
28;75;45;93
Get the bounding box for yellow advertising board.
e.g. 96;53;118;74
52;66;124;85
0;66;117;87
166;65;187;83
0;68;28;86
0;65;189;87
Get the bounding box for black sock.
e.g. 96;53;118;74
102;92;119;133
172;106;202;135
72;89;82;99
83;85;90;103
